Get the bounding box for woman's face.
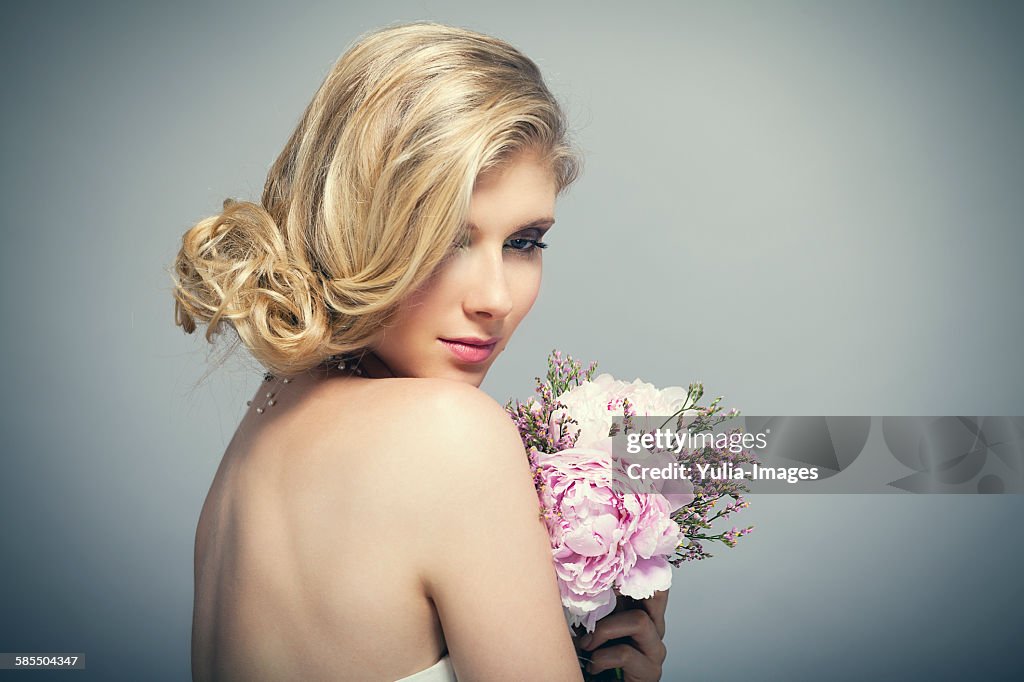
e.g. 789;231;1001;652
371;148;557;386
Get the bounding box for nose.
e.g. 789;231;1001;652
463;249;513;320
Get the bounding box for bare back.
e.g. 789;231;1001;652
191;370;447;681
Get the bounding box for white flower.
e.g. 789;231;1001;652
553;373;698;448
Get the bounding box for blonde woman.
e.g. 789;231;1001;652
173;22;669;681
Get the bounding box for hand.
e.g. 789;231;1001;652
573;589;669;681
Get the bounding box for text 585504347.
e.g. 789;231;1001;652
0;653;85;669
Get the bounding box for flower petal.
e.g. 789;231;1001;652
617;557;673;600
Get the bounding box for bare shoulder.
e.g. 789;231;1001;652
345;377;524;463
360;377;515;431
307;376;528;505
319;374;542;552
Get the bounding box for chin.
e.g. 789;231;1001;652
449;368;486;387
433;361;488;386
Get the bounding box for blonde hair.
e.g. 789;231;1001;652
171;21;581;377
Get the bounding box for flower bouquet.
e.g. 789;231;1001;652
505;351;756;679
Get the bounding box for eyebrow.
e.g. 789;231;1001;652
467;217;556;232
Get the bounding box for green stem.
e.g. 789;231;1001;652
657;388;697;430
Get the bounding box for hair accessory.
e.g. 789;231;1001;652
247;355;364;415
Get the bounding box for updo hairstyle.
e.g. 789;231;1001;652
171;21;581;376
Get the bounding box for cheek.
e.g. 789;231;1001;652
382;287;437;343
511;263;543;320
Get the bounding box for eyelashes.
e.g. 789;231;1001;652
505;238;548;255
448;237;549;257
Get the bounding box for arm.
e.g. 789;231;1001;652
409;381;584;681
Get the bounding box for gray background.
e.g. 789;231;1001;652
2;0;1022;680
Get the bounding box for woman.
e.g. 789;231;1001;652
173;21;668;681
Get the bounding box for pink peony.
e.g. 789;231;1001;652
532;438;686;632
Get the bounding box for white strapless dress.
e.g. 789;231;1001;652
393;654;457;681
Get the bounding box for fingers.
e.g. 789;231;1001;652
584;642;663;680
577;608;665;662
640;589;669;639
575;592;671;680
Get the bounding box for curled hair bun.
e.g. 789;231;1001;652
173;199;339;376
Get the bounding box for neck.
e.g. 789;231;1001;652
359;351;395;379
321;349;396;380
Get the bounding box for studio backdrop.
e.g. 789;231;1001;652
1;1;1022;680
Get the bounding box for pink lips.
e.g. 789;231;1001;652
439;337;499;363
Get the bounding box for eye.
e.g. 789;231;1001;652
504;237;549;254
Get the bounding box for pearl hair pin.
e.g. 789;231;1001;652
247;355;365;414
